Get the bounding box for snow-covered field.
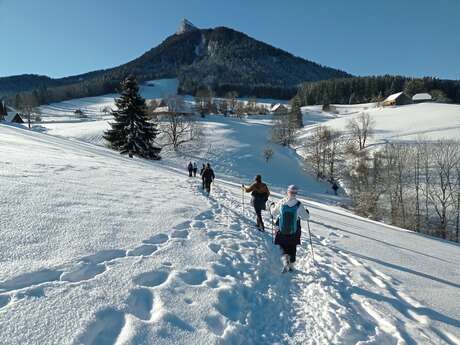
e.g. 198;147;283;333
38;79;179;122
300;103;460;145
1;112;460;344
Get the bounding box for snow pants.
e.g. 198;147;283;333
274;231;300;263
204;180;212;194
254;206;264;230
281;244;297;263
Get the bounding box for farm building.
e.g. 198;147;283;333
3;111;24;123
270;103;289;114
151;105;194;118
412;93;432;103
382;92;411;106
0;103;24;123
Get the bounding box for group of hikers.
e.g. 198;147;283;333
242;176;310;272
187;161;215;194
187;162;312;273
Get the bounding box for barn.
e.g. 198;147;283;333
382;92;411;106
4;111;24;123
412;93;432;103
270;103;289;114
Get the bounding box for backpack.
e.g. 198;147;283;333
278;201;301;235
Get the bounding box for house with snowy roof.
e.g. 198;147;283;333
270;103;289;115
382;92;411;106
0;101;24;123
412;93;432;103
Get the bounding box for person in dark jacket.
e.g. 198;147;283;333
200;164;206;189
187;161;193;177
242;175;270;231
332;181;339;195
193;162;198;177
202;163;215;194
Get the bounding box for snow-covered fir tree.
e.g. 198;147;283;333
104;76;161;159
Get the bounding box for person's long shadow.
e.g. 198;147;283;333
349;285;460;329
309;219;454;264
337;248;460;290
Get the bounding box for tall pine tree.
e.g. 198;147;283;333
290;96;303;128
104;76;161;160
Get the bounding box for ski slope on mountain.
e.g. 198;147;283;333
299;103;460;145
1;123;459;344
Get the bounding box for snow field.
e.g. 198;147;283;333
37;79;180;122
300;103;460;145
2;101;460;344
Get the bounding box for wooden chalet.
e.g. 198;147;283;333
382;92;411;106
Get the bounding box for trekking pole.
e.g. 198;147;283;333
241;185;245;214
307;219;315;264
269;202;275;243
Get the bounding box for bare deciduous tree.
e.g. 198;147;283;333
304;125;343;181
426;141;460;238
225;91;238;115
272;112;298;146
346;112;374;150
160;96;202;150
263;147;274;163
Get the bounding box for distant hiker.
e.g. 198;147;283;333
200;164;206;189
193;162;198;177
202;163;215;194
332;181;339;195
242;175;270;231
187;161;193;177
271;185;310;272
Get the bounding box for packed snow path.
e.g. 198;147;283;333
1;124;459;344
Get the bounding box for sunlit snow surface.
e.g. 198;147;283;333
1;96;460;344
300;102;460;144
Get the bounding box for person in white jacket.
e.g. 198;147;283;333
270;185;310;271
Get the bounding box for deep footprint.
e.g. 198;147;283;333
0;295;11;308
82;249;126;264
61;263;106;282
204;313;226;336
143;233;169;245
177;269;207;286
208;243;221;254
77;308;125;345
171;229;189;239
215;289;244;322
126;288;153;320
0;269;63;292
127;244;158;257
134;270;170;287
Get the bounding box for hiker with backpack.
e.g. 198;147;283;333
242;175;270;231
270;185;310;272
187;161;193;177
202;163;215;194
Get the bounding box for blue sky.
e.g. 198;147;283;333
1;0;459;79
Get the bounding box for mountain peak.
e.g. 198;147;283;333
177;19;198;35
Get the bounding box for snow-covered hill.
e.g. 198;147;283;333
300;103;460;145
1;123;459;344
38;79;179;122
